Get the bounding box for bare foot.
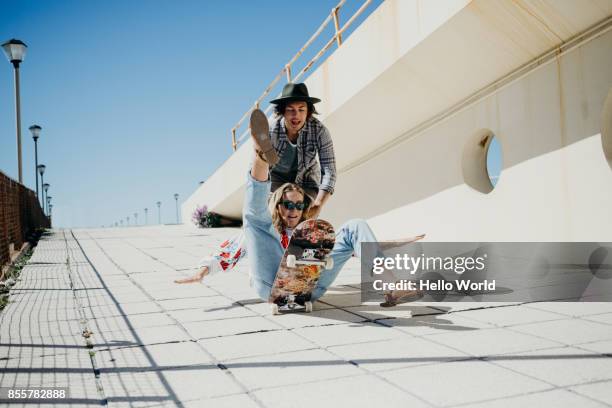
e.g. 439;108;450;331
174;266;209;284
380;289;424;307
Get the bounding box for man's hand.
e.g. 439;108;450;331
307;190;331;219
307;203;322;219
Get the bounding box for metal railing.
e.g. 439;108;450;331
230;0;373;151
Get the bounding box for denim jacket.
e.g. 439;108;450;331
270;116;337;194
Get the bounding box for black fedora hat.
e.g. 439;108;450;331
270;82;321;105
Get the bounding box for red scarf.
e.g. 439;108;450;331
280;230;289;249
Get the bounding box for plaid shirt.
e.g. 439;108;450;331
270;116;337;194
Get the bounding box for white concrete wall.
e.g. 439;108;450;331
184;0;612;241
331;27;612;241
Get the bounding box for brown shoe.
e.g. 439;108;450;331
250;109;279;166
380;289;424;307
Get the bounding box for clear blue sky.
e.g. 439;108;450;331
0;0;383;228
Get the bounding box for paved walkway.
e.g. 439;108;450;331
1;226;612;407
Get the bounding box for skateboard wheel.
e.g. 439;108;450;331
271;303;280;315
287;255;297;268
325;257;334;270
305;301;313;312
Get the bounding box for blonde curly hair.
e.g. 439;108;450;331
268;183;311;234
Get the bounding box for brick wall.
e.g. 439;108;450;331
0;170;49;273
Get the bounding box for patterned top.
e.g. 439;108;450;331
270;116;337;194
212;230;290;272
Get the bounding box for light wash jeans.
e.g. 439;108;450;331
243;172;378;301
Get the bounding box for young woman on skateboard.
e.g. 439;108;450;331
247;118;424;305
177;82;335;283
176;110;424;306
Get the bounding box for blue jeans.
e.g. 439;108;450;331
243;172;378;301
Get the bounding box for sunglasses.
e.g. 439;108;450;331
280;200;307;211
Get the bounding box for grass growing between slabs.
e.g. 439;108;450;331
0;246;36;313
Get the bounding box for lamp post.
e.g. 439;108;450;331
48;204;53;222
42;183;49;215
144;208;148;225
29;125;42;196
156;201;161;224
134;212;138;226
46;196;52;219
2;39;27;183
174;193;179;224
38;165;46;209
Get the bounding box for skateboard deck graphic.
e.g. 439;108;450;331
269;219;335;314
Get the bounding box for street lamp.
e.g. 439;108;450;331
42;183;50;214
46;196;52;219
134;212;138;226
174;193;179;224
38;165;46;209
29;125;42;196
144;208;148;225
156;201;161;224
2;39;28;183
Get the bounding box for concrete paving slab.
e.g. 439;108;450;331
344;304;441;320
169;303;257;323
96;341;212;371
100;368;242;405
525;302;612;317
458;389;608;408
418;302;522;313
317;292;363;308
583;312;612;325
203;275;256;295
182;316;283;339
574;339;612;354
379;359;551;407
89;312;175;333
148;285;216;301
569;380;612;406
292;322;407;348
226;348;362;389
157;295;232;311
457;304;568;327
253;374;430;408
328;337;470;372
491;346;612;387
509;318;612;345
425;327;562;356
180;394;260;408
266;308;368;329
91;325;192;349
198;330;315;361
83;301;163;319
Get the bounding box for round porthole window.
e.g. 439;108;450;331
487;136;502;187
462;129;503;194
602;87;612;171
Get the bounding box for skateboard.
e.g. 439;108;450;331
269;219;336;314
